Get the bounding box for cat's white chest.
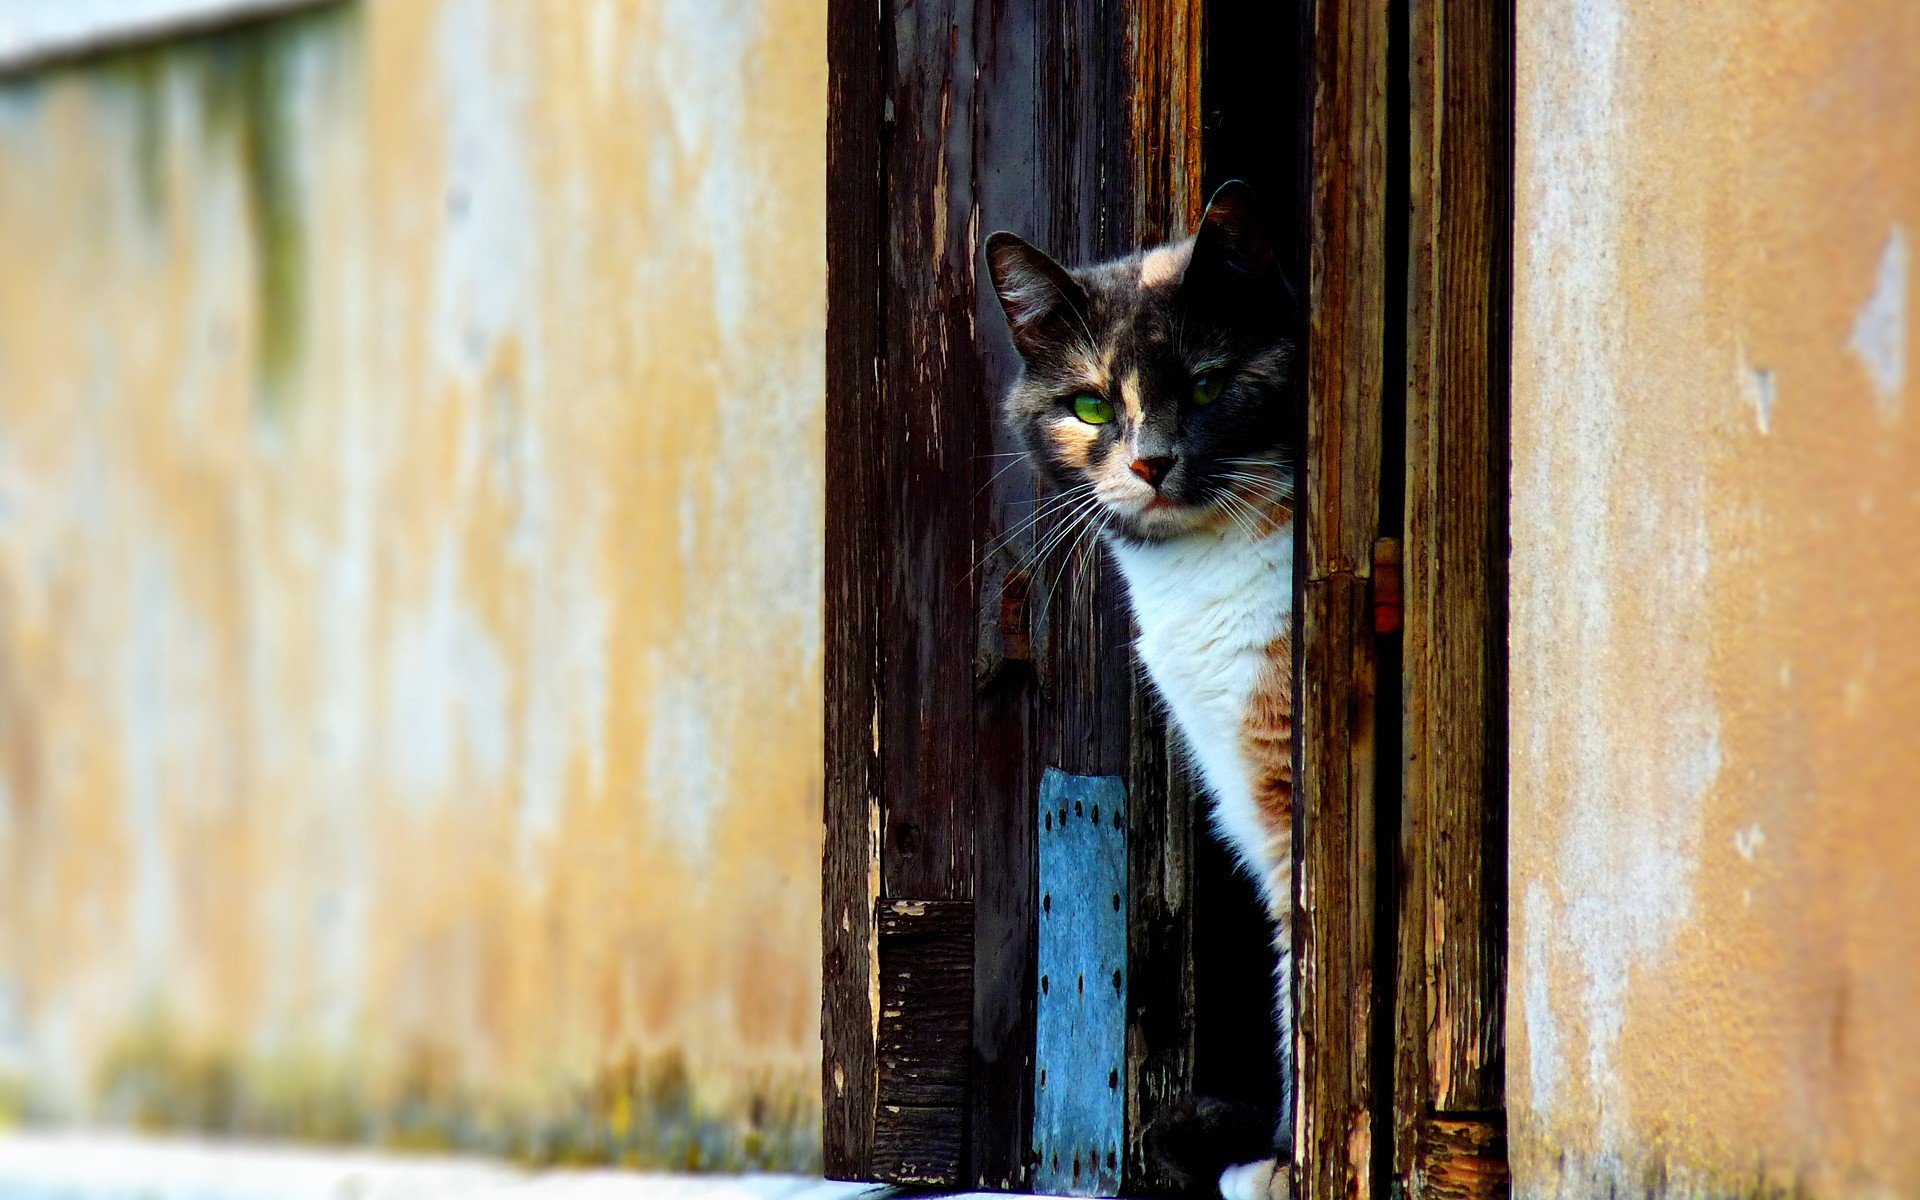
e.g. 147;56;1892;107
1108;523;1294;892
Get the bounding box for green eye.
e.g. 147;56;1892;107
1072;394;1115;425
1192;373;1225;406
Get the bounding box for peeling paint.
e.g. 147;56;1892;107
1520;882;1563;1117
1737;348;1776;435
1516;0;1724;1155
1849;225;1907;420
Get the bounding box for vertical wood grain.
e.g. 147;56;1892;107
878;0;980;907
1297;0;1390;1196
1122;3;1206;1192
1128;0;1205;242
1396;0;1511;1194
1123;695;1197;1195
977;4;1134;1188
822;0;886;1177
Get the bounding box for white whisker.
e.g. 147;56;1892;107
1029;489;1108;567
975;483;1094;575
976;454;1034;497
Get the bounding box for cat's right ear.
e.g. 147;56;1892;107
986;232;1086;355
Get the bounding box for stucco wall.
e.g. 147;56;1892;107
1512;2;1920;1195
0;0;824;1168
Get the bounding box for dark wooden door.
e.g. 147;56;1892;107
824;0;1511;1194
824;0;1221;1187
823;0;1313;1189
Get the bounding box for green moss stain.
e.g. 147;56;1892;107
85;1015;820;1172
5;3;361;417
0;1073;27;1131
88;52;171;217
195;6;357;418
93;1012;242;1134
511;1052;820;1173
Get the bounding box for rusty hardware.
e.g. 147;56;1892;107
1373;537;1404;634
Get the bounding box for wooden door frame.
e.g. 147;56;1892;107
1294;0;1512;1196
1392;0;1512;1193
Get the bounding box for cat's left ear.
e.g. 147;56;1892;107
1184;180;1275;287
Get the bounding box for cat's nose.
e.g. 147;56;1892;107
1130;455;1177;489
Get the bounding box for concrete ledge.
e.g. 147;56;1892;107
0;0;337;73
0;1132;904;1200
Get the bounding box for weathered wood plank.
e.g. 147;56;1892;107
872;1103;967;1187
968;3;1047;1187
1297;0;1391;1196
872;899;973;1185
1128;0;1205;241
973;605;1039;1190
1394;0;1441;1184
969;2;1133;1186
879;0;979;904
1303;0;1391;584
876;900;974;1124
1033;770;1129;1198
1123;687;1198;1194
1397;0;1511;1191
822;0;888;1177
1295;577;1382;1200
1121;4;1208;1193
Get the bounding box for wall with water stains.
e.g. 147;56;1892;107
1512;2;1920;1195
0;0;824;1168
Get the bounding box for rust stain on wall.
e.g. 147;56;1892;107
0;0;825;1169
1513;1;1920;1195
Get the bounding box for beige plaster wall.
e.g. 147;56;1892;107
0;0;824;1169
1511;2;1920;1195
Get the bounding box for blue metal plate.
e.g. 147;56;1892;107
1032;767;1128;1197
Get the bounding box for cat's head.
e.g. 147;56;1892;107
986;182;1296;544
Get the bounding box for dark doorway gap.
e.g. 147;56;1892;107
1186;0;1313;1143
1373;0;1412;1195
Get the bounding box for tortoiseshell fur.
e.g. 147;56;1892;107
988;184;1300;1200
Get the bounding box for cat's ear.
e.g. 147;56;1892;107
986;232;1087;354
1184;180;1274;288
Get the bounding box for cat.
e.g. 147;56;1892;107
986;181;1298;1200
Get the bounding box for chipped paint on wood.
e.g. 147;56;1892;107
0;0;824;1169
1513;1;1920;1195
